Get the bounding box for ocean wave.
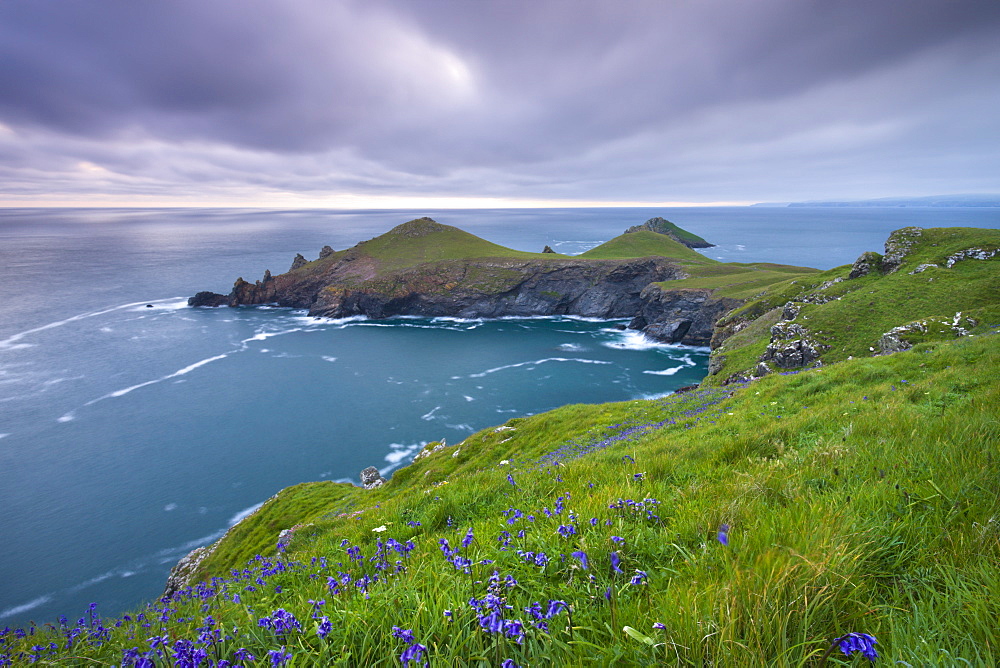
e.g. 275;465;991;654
0;596;52;620
229;501;265;526
0;297;185;351
467;357;612;378
602;330;710;353
557;343;585;352
421;406;441;420
381;442;427;475
643;366;684;376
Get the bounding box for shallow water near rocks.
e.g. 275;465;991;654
1;205;997;626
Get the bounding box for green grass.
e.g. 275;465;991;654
654;262;819;299
8;334;999;666
6;224;1000;667
579;230;712;262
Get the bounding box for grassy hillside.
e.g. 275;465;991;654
5;225;998;666
579;230;711;262
706;227;1000;383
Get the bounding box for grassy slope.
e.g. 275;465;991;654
6;226;1000;666
707;227;1000;384
578;230;711;262
10;334;998;666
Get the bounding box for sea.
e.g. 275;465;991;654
2;205;998;627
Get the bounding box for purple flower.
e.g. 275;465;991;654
400;642;427;667
507;473;516;487
717;524;730;546
501;660;520;668
462;527;475;549
836;633;878;661
479;610;504;634
610;551;623;574
392;626;416;644
317;616;332;639
546;600;568;618
653;622;666;630
630;570;648;586
571;550;589;570
268;647;292;666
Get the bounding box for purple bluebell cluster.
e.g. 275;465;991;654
836;633;878;661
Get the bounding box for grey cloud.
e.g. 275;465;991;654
0;0;998;202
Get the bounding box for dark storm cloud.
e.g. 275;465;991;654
0;0;998;202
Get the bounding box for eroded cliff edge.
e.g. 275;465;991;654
190;217;788;346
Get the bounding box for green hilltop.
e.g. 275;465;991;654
9;225;1000;666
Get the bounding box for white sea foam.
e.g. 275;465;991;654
128;299;189;312
164;503;178;512
468;357;611;378
0;433;8;439
88;354;229;404
421;406;441;420
445;423;475;432
0;595;52;619
602;330;710;353
643;366;684;376
463;395;475;402
557;343;585;351
321;356;338;363
243;328;302;343
381;442;426;475
0;298;185;351
57;412;75;423
229;501;265;526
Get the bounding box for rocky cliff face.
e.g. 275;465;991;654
627;284;742;346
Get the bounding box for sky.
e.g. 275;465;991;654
0;0;998;208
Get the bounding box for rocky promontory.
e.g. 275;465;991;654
190;217;761;345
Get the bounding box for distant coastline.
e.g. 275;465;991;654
752;193;1000;208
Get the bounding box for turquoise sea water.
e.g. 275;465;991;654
1;206;998;626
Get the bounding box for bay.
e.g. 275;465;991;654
1;205;998;626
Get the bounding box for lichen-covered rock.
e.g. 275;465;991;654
781;302;801;321
944;247;999;268
163;546;209;599
707;355;726;375
909;263;939;274
760;338;824;369
319;245;335;259
770;322;807;341
360;466;386;489
413;439;448;461
849;251;883;279
880;227;923;273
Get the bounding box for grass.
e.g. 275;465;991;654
579;230;712;262
5;224;999;666
6;333;999;666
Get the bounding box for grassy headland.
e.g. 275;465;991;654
6;225;1000;666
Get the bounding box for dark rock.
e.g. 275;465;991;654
542;245;556;253
188;291;229;307
630;285;742;347
643;319;692;343
753;361;772;377
360;466;386;490
673;384;699;393
615;323;627;330
290;253;308;272
319;245;335;259
760;338;823;369
145;304;154;308
848;251;883;279
628;314;648;330
781;302;801;321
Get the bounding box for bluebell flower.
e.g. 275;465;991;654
501;659;520;668
317;617;332;640
571;550;589;569
507;473;516;487
268;646;291;666
462;527;475;549
400;642;427;667
836;633;878;661
610;551;623;573
630;570;648;586
717;524;730;546
392;626;416;644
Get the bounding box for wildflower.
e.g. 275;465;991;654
653;622;666;630
392;627;416;644
317;617;332;640
501;660;520;668
630;570;648;586
372;525;387;533
462;527;475;549
836;633;878;661
268;646;292;666
571;550;589;570
610;551;623;574
507;473;516;487
400;642;428;667
717;524;730;546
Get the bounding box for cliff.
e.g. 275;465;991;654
190;216;743;344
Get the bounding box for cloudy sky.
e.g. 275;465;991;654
1;0;998;207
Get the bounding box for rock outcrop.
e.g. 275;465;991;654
360;466;387;489
628;285;742;346
880;227;923;273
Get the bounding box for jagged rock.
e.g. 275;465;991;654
360;466;386;489
878;312;978;354
817;277;844;291
632;285;742;346
542;245;555;253
163;546;209;599
624;217;714;248
781;302;801;321
880;227;923;273
849;251;883;279
770;322;807;341
188;291;229;307
290;253;308;272
909;263;939;274
707;354;726;375
319;245;335;259
643;319;691;343
760;338;823;369
413;439;448;461
945;247;999;268
754;361;772;377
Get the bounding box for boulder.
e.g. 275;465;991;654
289;253;308;272
319;245;335;259
848;251;883;279
188;291;229;307
360;466;386;489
